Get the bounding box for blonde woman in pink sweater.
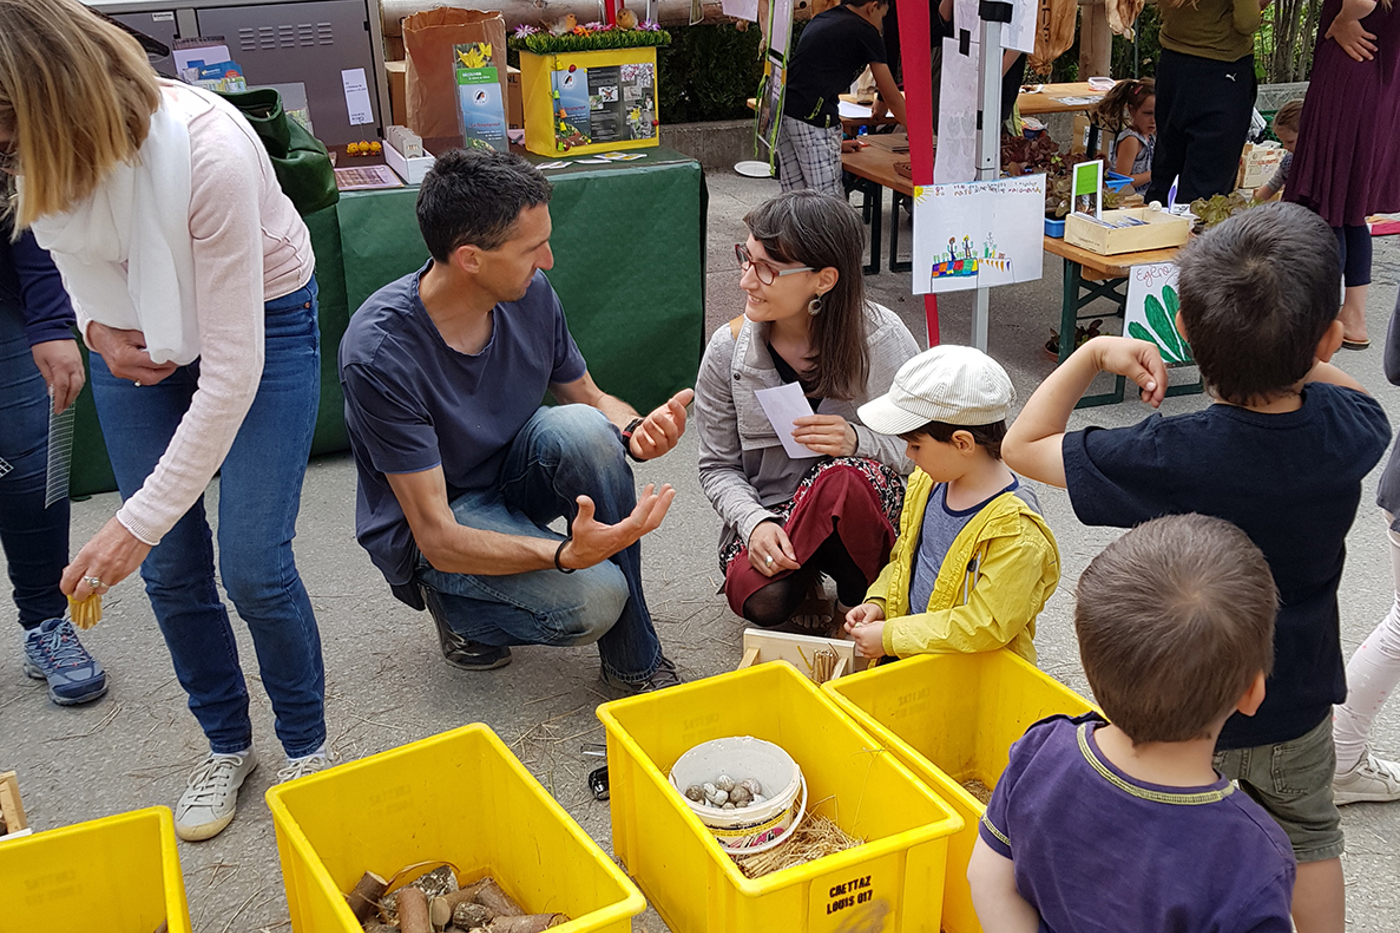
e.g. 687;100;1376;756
1;0;329;840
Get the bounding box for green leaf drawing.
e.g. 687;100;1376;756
1162;284;1192;361
1128;321;1174;359
1144;294;1185;361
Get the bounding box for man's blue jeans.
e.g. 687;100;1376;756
91;281;326;757
0;304;69;630
416;405;664;684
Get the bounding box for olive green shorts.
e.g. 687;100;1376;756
1213;714;1343;863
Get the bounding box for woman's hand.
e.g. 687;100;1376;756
792;414;858;457
30;339;85;413
87;322;178;386
61;516;153;600
1326;0;1378;61
747;521;801;577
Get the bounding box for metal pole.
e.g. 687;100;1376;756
972;1;1011;351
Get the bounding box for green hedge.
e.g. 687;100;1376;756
657;23;767;123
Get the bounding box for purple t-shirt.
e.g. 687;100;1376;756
340;264;587;585
980;713;1295;933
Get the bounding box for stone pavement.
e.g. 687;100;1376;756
2;171;1398;931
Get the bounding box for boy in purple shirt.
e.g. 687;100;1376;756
969;514;1295;932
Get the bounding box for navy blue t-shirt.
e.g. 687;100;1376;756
981;713;1296;933
340;265;587;585
1063;384;1391;749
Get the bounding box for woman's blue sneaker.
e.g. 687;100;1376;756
22;618;108;706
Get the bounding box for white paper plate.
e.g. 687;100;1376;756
734;160;774;178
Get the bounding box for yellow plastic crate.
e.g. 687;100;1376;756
0;806;190;931
519;48;660;157
824;652;1095;933
265;723;645;933
597;661;964;933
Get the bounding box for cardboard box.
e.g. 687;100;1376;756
1238;142;1286;191
507;64;523;129
1064;207;1191;255
384;142;434;185
386;60;406;128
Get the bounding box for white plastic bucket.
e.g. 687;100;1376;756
668;736;806;855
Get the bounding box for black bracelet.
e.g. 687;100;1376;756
555;537;575;573
620;416;647;462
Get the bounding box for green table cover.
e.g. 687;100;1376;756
69;150;705;497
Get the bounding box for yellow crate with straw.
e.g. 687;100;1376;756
824;651;1096;933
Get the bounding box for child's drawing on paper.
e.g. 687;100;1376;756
1124;262;1193;364
912;176;1046;294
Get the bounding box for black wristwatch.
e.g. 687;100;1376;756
620;416;646;462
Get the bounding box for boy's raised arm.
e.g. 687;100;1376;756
1003;336;1167;489
967;838;1041;933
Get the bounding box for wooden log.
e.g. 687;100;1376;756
379;0;811;35
486;916;568;933
473;879;525;918
429;878;493;928
346;871;390;923
398;888;432;933
451;902;493;930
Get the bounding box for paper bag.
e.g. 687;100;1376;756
403;8;508;140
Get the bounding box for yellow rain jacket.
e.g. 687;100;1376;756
867;469;1060;663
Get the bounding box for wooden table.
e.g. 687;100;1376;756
841;132;915;275
1016;82;1107;116
1043;235;1201;407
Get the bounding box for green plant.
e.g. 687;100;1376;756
510;27;672;55
1129;284;1192;363
656;23;769;123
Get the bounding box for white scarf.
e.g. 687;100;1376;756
27;82;223;366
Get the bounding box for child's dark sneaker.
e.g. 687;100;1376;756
22;618;108;706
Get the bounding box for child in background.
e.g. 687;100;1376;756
843;346;1059;663
1002;202;1391;933
969;514;1296;933
777;0;907;198
1096;78;1156;193
1253;99;1304;202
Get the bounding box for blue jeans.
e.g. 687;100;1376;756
0;305;69;630
416;405;664;683
91;281;325;757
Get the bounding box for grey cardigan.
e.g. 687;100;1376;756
695;302;920;553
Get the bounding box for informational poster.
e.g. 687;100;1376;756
341;67;375;126
934;34;978;184
1003;0;1037;54
912;175;1047;294
454;44;507;150
552;61;657;148
754;0;795;165
1124;262;1193;363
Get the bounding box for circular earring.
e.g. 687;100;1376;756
807;295;823;316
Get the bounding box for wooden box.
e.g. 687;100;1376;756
1064;207;1190;255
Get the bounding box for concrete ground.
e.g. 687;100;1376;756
3;170;1398;932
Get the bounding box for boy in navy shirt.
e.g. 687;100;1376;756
1003;202;1391;933
969;514;1295;932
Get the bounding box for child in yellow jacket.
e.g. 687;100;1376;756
844;346;1060;663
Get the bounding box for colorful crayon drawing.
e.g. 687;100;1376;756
912;176;1045;295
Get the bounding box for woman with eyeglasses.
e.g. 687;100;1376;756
695;190;919;631
0;0;329;840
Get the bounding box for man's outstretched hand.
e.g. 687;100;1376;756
629;388;695;461
559;483;677;569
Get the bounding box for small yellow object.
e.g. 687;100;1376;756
368;141;382;154
67;593;102;630
346;142;361;155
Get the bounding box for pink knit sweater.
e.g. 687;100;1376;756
77;90;315;545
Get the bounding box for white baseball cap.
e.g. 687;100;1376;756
857;345;1016;435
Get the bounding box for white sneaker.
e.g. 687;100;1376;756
276;749;336;784
174;750;258;841
1333;752;1400;806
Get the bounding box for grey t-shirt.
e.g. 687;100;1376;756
907;477;1039;613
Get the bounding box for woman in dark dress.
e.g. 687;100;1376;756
1286;0;1399;348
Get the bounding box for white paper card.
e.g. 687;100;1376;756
912;175;1046;294
1003;0;1037;53
722;0;760;22
935;35;978;184
838;100;872;119
754;382;820;459
1124;263;1193;363
341;68;374;126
